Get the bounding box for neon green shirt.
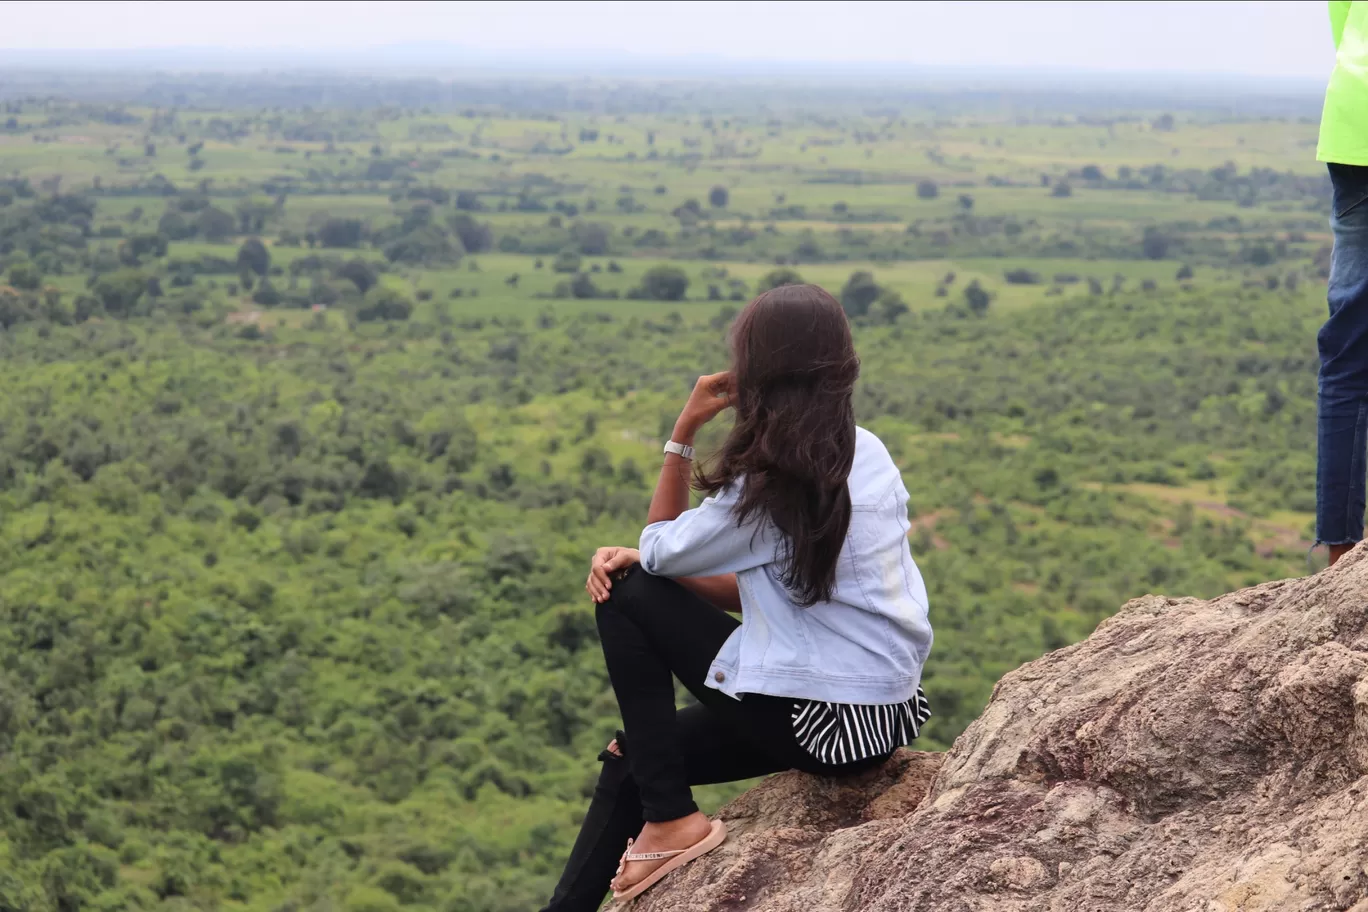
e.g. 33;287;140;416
1319;1;1368;164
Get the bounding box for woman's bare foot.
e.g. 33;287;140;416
611;811;713;893
1329;542;1356;566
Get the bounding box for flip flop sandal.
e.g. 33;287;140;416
611;819;727;904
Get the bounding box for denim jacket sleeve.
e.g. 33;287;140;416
638;483;779;578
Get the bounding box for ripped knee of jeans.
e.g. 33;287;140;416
598;729;628;762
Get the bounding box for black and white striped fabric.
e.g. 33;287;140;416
791;687;931;765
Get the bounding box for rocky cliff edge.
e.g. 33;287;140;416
632;547;1368;912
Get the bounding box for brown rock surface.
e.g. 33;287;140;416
632;547;1368;912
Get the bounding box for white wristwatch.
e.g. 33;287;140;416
663;440;695;460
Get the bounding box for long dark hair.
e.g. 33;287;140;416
696;284;859;606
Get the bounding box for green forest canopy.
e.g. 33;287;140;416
0;76;1331;911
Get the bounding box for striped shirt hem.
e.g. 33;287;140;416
792;687;931;765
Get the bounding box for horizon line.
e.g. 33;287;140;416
0;44;1330;87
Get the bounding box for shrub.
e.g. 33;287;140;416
317;218;366;248
198;206;235;241
1142;227;1171;260
876;291;909;324
383;225;458;265
7;259;41;291
252;280;282;306
552;250;583;274
158;210;194;240
756;268;804;293
356;286;413;322
631;265;689;301
840;271;882;318
964;280;991;315
571;222;610;256
237;238;270;277
91;269;148;316
555;272;603;300
338;258;378;294
448;214;493;253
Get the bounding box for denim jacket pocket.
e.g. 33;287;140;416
1330;163;1368;219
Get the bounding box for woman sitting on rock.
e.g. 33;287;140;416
540;284;934;910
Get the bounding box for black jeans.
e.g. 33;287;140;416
541;567;889;912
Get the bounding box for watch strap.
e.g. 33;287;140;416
664;440;695;460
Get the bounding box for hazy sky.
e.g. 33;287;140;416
1;0;1338;78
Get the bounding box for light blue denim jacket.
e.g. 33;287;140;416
639;427;932;705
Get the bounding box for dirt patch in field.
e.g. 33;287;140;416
908;509;951;551
1082;481;1312;558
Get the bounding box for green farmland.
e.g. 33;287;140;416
0;72;1334;910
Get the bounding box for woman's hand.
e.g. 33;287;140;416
586;546;641;603
674;371;735;441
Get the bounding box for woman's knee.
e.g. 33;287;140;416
600;733;624;759
595;565;665;619
593;736;633;797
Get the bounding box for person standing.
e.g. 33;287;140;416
1317;0;1368;565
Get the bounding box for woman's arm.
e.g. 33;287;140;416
586;548;741;613
646;442;694;525
637;373;776;580
646;370;734;525
632;371;764;599
634;375;741;609
675;573;742;613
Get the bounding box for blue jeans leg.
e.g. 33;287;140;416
1317;391;1368;545
1317;163;1368;546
